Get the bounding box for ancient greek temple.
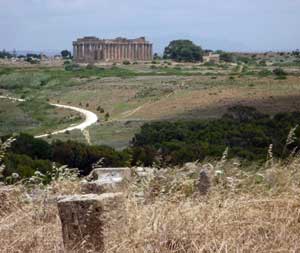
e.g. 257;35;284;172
73;36;153;63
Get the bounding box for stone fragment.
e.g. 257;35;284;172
88;167;131;182
57;193;123;253
80;180;123;194
197;170;211;195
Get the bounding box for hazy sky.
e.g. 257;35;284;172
1;0;300;53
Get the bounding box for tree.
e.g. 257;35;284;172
217;51;235;63
0;50;13;59
163;40;203;62
61;50;72;59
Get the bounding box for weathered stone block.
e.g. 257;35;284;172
57;193;123;253
88;167;131;182
197;170;211;195
80;180;123;194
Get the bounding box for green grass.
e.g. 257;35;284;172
0;98;82;136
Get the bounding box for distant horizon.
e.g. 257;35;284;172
5;47;299;58
1;0;300;54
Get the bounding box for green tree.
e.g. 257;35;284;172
61;50;72;59
218;51;235;63
163;40;203;62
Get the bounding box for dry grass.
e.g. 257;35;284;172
2;159;300;252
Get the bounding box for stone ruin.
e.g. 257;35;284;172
56;165;208;252
57;167;149;252
73;36;153;63
57;193;123;253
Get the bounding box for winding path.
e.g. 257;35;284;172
0;96;98;138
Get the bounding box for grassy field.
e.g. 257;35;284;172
0;98;82;136
1;61;300;148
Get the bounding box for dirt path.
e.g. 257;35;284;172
0;96;98;138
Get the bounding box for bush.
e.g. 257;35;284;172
123;60;131;65
258;69;272;77
273;68;287;76
65;64;81;71
86;64;95;70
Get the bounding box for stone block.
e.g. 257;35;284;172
80;180;123;194
88;167;131;182
57;193;123;252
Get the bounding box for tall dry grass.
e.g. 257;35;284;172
1;157;300;252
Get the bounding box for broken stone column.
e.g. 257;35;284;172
197;169;211;195
57;193;123;253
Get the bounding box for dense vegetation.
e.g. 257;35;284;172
163;40;203;62
2;106;300;183
1;133;130;183
131;106;300;165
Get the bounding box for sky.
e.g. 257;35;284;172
1;0;300;54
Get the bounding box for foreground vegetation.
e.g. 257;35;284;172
1;155;300;252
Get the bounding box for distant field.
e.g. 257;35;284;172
1;61;300;148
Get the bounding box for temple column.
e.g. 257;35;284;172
149;44;153;60
146;44;150;60
91;44;94;61
110;44;112;60
134;44;138;60
107;44;110;61
87;43;90;60
109;44;112;61
115;44;118;60
139;44;142;60
148;44;151;60
112;44;115;60
142;44;146;61
82;43;85;60
123;45;125;59
129;44;132;60
128;44;131;59
136;44;139;60
132;44;135;59
146;44;148;60
104;44;107;61
78;45;81;59
145;44;148;60
73;45;76;60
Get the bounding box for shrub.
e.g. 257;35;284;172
105;112;110;121
273;68;287;76
65;64;81;71
86;64;95;70
123;60;131;65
